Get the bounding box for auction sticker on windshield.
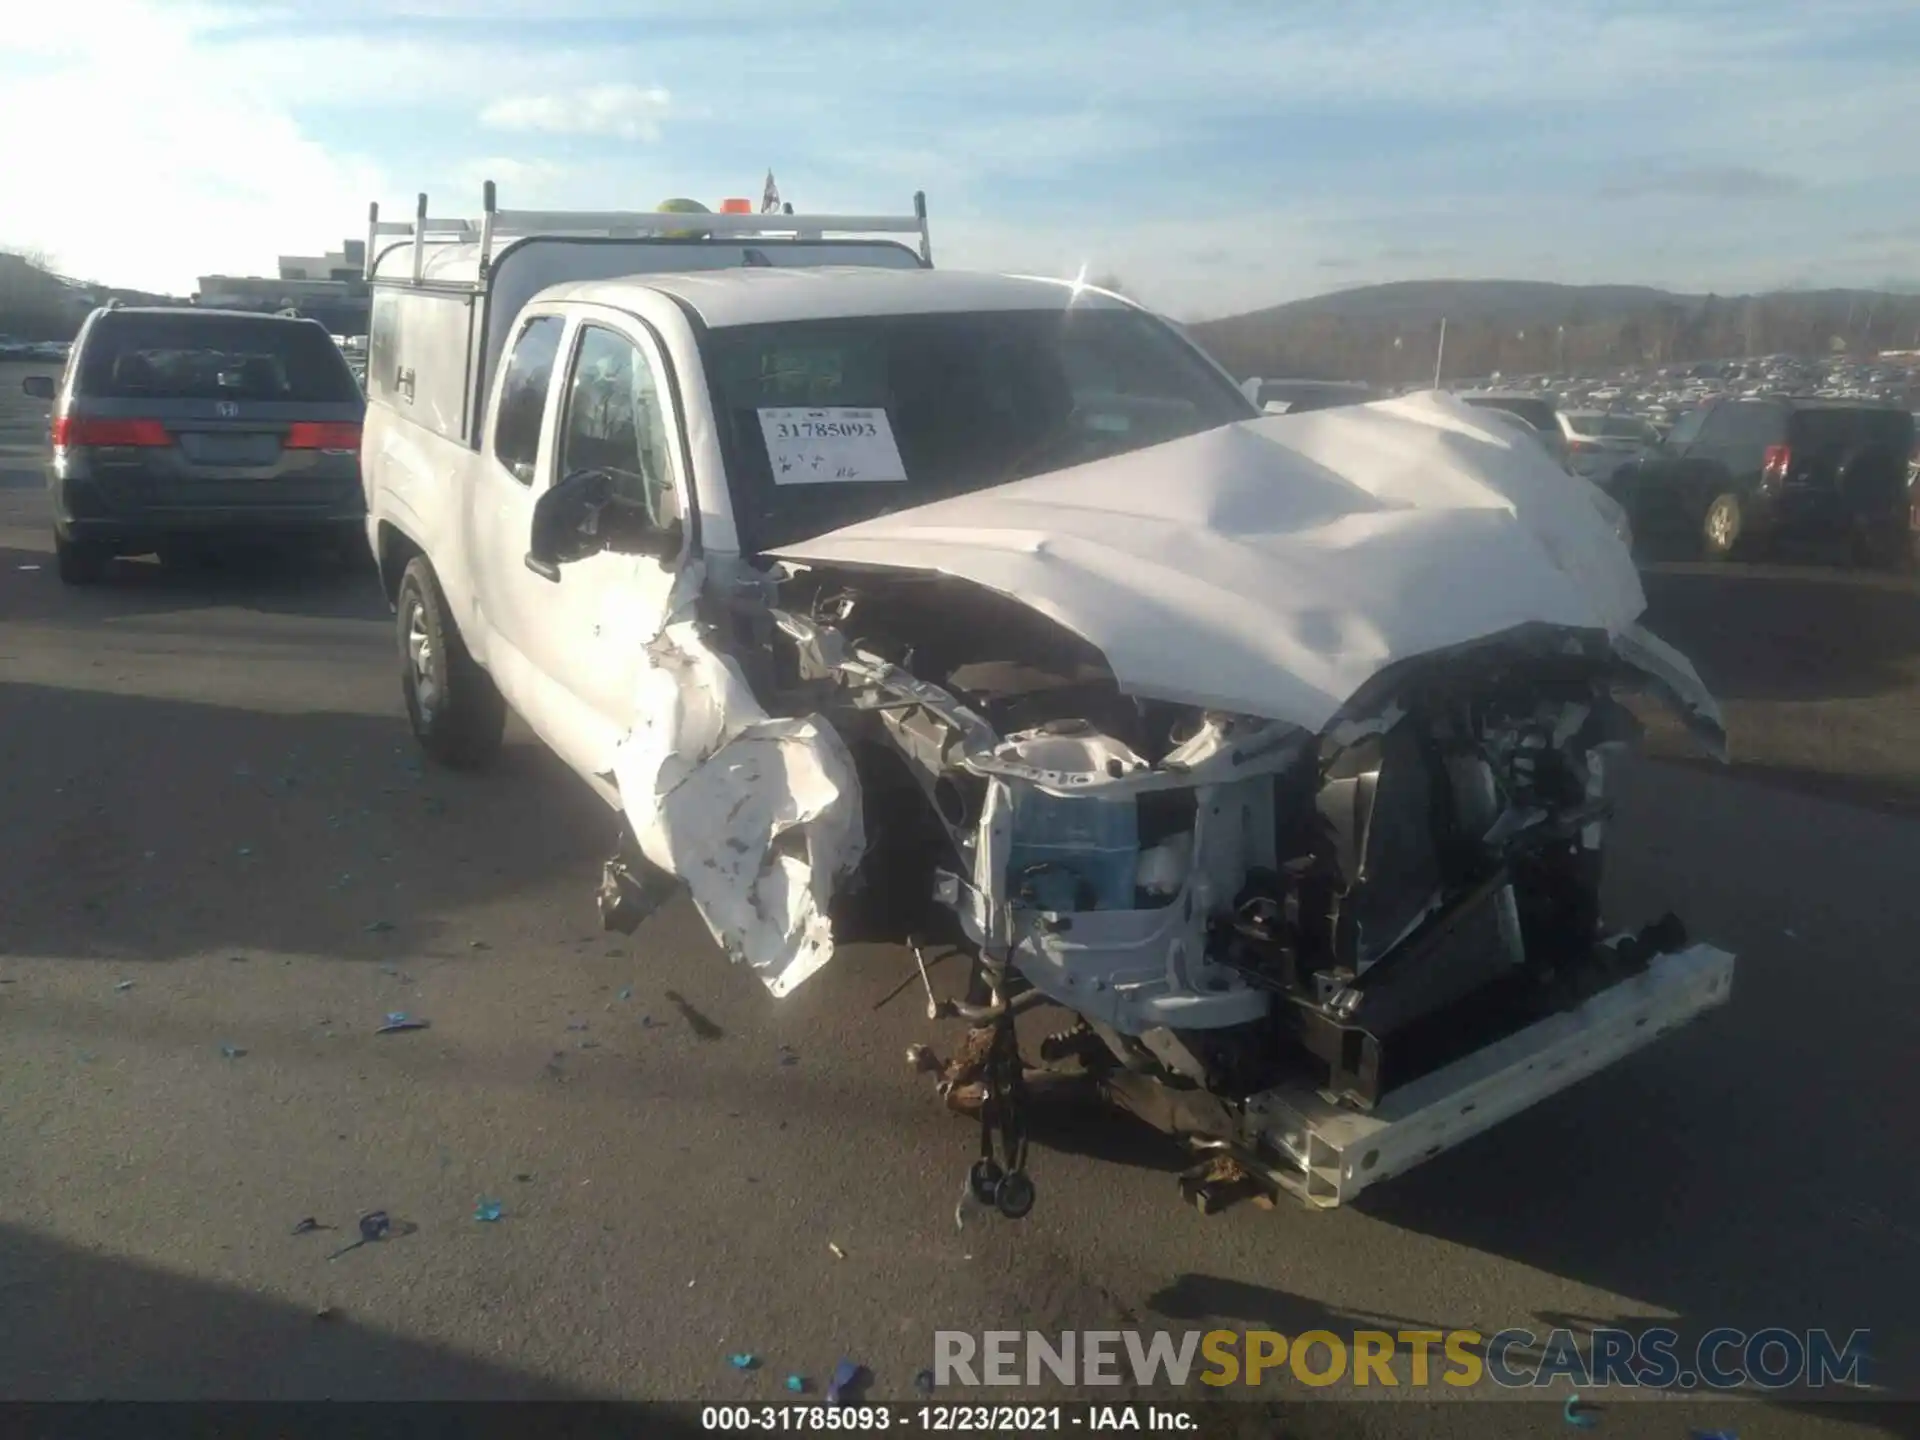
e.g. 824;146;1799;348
758;406;908;485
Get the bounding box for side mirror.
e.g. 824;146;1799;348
525;467;684;582
22;375;56;401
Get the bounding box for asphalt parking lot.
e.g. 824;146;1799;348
2;359;1917;1437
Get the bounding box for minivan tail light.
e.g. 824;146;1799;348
1761;444;1792;488
285;421;362;451
55;416;171;447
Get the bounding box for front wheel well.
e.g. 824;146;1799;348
375;522;423;607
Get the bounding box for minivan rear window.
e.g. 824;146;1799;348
78;315;361;404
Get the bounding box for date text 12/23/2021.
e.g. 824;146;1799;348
700;1405;1199;1432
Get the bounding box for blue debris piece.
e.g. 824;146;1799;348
474;1199;504;1222
377;1012;430;1034
729;1353;760;1371
827;1359;866;1405
1563;1394;1598;1428
785;1375;807;1393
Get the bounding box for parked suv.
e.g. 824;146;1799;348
23;305;367;585
1612;397;1915;564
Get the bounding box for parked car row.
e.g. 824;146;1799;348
0;336;71;363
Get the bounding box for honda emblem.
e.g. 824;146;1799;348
216;401;239;418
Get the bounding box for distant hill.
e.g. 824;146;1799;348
1189;279;1920;386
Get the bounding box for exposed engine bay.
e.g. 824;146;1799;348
600;399;1737;1216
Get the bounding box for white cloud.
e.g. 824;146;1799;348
0;3;380;292
2;0;1917;309
480;84;672;140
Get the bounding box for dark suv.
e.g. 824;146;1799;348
1611;397;1915;564
23;305;367;585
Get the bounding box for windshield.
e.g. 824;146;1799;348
702;306;1255;554
1566;413;1658;442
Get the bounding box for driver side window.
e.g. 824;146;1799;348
559;325;677;528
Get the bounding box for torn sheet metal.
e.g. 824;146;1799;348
611;618;865;997
770;391;1651;735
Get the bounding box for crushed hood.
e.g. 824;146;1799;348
770;391;1662;735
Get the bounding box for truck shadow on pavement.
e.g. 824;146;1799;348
0;681;615;965
0;1220;610;1404
0;542;391;624
1639;562;1920;704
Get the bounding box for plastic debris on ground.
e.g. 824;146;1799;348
237;845;254;858
728;1354;759;1371
377;1012;430;1034
827;1359;867;1405
474;1199;504;1222
1563;1394;1599;1428
114;980;134;992
616;987;632;1001
220;1043;247;1060
785;1375;807;1393
328;1209;393;1260
828;1242;846;1259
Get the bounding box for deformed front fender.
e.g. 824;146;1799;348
610;618;866;997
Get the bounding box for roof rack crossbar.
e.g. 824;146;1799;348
366;183;933;282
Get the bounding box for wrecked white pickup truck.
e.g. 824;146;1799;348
362;185;1736;1217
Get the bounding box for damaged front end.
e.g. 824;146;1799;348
624;557;1734;1217
597;399;1739;1216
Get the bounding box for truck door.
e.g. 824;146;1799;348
467;308;689;782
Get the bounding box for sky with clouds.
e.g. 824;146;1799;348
2;0;1917;320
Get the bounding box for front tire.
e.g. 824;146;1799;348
54;532;108;585
1700;493;1743;560
396;557;506;770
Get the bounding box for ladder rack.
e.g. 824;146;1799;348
366;182;932;284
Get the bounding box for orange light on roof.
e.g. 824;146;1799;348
718;197;754;213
